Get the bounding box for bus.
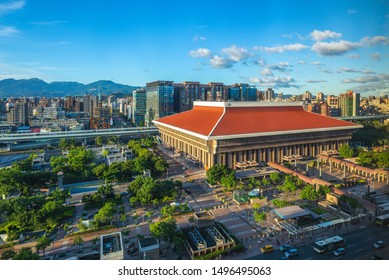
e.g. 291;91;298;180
375;213;389;226
314;235;345;253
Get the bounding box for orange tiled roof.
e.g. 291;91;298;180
154;103;360;139
154;105;224;136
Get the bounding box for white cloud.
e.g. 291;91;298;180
352;82;389;95
338;67;376;74
347;9;358;14
258;76;299;88
255;43;308;53
260;68;273;76
361;36;389;46
267;62;291;72
342;75;382;83
297;61;305;65
210;55;234;69
281;33;306;40
306;80;327;83
189;48;211;58
197;25;208;29
311;61;322;66
249;77;260;83
221;45;251;62
310;29;342;41
0;0;24;16
0;26;19;36
312;40;360;56
253;59;266;66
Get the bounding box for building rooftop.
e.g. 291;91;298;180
273;205;311;220
154;101;362;140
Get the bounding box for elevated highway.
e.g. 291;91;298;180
336;115;388;121
0;127;158;143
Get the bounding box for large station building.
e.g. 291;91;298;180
153;102;362;170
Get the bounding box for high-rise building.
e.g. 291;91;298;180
207;82;224;101
316;92;324;102
83;94;97;115
319;102;329;116
6;99;29;126
264;88;274;101
352;91;360;116
302;91;312;101
145;81;174;125
132;88;147;126
173;81;201;113
327;95;340;117
228;84;257;101
339;90;360;117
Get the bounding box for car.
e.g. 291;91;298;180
284;248;298;258
279;244;293;252
260;245;274;253
373;240;384;249
333;247;346;256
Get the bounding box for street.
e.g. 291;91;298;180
246;224;389;260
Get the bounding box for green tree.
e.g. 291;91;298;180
160;205;176;217
269;172;281;184
97;184;114;199
92;164;108;180
300;184;318;201
141;137;156;148
247;177;261;190
73;236;84;251
50;155;68;173
220;171;237;191
59;138;68;150
68;147;94;171
36;235;52;257
13;248;40;260
339;144;354;159
149;217;177;242
272;199;290;208
206;164;230;185
128;176;157;204
93;202;117;227
95;136;104;146
12;153;37;171
1;250;16;260
253;211;267;225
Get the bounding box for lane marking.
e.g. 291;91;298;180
355;248;364;253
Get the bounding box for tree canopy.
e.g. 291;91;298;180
149;217;177;242
338;144;354;159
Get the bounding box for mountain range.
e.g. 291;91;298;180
0;78;140;98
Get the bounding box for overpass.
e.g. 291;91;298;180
336;115;388;121
0;127;159;144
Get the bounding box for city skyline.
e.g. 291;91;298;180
0;0;388;97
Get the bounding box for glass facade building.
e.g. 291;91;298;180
145;81;174;125
132;88;147;126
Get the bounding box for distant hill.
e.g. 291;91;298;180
0;78;140;98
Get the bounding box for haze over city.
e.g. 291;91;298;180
0;0;388;97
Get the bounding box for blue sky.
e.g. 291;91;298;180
0;0;388;96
